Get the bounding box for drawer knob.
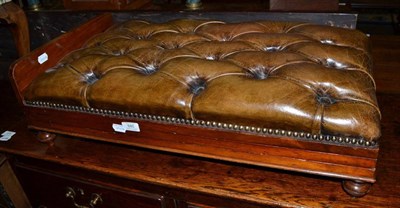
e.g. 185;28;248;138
65;187;103;208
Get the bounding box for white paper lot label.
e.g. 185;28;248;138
0;131;16;141
38;53;48;64
112;124;127;133
112;122;140;133
121;122;140;132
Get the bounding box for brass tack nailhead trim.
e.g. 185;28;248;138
24;101;377;147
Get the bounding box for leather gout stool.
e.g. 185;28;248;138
10;13;381;197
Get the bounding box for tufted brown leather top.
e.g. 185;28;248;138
24;19;381;141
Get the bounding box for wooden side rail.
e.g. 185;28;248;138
9;13;113;105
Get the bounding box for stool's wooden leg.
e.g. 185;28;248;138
1;2;30;56
342;180;372;197
37;131;56;147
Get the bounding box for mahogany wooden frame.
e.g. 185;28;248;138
9;13;379;197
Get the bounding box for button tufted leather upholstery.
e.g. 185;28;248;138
24;19;381;141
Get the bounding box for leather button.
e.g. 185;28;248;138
187;77;207;95
138;64;158;75
316;89;336;105
325;58;346;69
84;72;98;84
246;66;269;80
320;39;335;45
112;50;122;56
264;46;281;52
316;94;336;105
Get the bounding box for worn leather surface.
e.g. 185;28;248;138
24;19;381;140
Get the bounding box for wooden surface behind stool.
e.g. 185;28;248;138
269;0;339;11
0;2;30;57
0;35;399;207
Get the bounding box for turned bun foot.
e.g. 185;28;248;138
37;131;57;147
342;180;372;197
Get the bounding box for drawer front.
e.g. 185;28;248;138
16;165;166;208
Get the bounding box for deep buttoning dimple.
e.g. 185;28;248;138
84;72;99;84
325;58;346;69
187;77;207;95
316;90;337;105
247;66;269;80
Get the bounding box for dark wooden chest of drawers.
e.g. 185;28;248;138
6;126;271;208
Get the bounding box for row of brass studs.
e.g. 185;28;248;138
26;101;377;147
